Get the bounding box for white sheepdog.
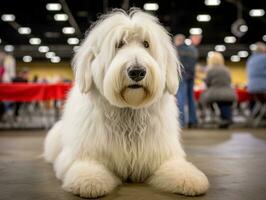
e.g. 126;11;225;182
44;8;209;198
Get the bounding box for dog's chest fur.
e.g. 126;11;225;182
101;105;157;181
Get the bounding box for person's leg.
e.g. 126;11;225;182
217;102;232;128
176;80;187;127
187;79;197;126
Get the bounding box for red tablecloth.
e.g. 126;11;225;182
194;88;251;103
0;83;72;102
0;83;251;103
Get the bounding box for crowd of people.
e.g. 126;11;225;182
174;34;266;129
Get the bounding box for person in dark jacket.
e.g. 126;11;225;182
175;34;198;128
201;52;236;128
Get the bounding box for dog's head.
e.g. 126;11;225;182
73;9;181;109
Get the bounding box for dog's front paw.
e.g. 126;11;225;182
62;161;121;198
148;159;209;196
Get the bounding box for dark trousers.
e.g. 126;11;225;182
216;102;233;121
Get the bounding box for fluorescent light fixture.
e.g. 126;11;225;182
45;52;55;59
238;50;249;58
205;0;220;6
67;37;79;45
1;14;15;22
38;46;49;53
23;56;32;63
62;27;75;34
51;56;61;63
54;14;68;21
231;55;240;62
143;3;159;11
249;44;256;51
197;14;211;22
4;45;14;52
249;9;265;17
184;39;192;45
46;3;62;11
214;45;226;52
73;45;80;52
263;35;266;42
189;28;202;35
18;27;31;35
239;25;248;32
29;38;41;45
224;36;236;43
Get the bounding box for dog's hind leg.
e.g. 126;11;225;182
62;160;121;198
147;158;209;196
43;121;63;163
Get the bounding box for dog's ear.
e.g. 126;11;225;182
165;42;181;95
72;42;95;93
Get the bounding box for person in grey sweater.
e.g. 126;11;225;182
201;52;236;128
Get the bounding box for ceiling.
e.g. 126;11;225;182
0;0;265;60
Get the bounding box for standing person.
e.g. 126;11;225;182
0;52;5;82
201;52;236;128
175;34;198;128
0;52;6;120
246;42;266;94
12;68;29;119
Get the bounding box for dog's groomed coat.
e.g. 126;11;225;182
44;9;209;198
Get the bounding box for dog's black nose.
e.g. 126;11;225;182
127;66;146;82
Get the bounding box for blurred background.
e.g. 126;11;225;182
0;0;266;129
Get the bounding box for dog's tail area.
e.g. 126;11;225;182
43;121;63;163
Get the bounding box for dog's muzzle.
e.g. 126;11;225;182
127;66;146;82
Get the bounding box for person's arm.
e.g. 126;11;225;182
205;70;212;88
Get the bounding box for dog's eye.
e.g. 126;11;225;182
116;41;125;49
143;41;149;48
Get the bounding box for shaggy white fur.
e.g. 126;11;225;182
44;8;209;198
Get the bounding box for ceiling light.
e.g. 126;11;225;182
73;46;80;52
67;38;79;45
23;56;32;63
238;50;249;58
1;14;15;22
239;25;248;32
29;38;41;45
189;28;202;35
249;9;265;17
143;3;159;11
205;0;220;6
38;46;49;53
184;39;192;45
4;45;14;52
249;44;256;51
45;52;55;59
214;45;226;52
224;36;236;43
18;27;31;35
54;14;68;21
51;56;61;63
263;35;266;42
62;27;75;34
196;14;211;22
231;55;240;62
46;3;62;11
0;38;1;44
